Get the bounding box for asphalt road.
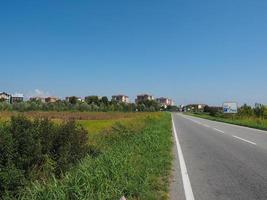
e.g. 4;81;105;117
170;113;267;200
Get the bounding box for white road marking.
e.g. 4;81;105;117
182;116;202;125
180;115;215;129
192;120;201;125
172;116;195;200
233;135;257;145
188;119;197;123
213;128;225;134
181;113;267;134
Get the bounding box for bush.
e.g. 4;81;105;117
204;106;221;116
0;115;90;198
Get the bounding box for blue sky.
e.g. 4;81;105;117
1;0;267;105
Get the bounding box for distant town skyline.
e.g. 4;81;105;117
1;0;267;106
1;89;173;104
1;91;175;108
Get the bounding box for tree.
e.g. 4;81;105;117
85;96;100;105
204;106;220;116
238;104;253;117
136;100;160;112
68;96;78;105
254;105;265;118
0;98;6;103
101;96;109;105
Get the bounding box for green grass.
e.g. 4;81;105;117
79;119;119;135
18;113;173;200
79;118;139;135
185;112;267;131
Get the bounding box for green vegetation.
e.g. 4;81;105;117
0;116;90;198
79;118;137;135
186;104;267;131
0;112;173;200
0;97;163;112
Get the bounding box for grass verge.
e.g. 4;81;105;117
18;113;173;200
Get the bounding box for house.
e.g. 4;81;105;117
0;92;11;103
45;96;59;103
30;96;46;103
156;97;174;108
11;93;24;103
112;95;129;103
135;94;154;103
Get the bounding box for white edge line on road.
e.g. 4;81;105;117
203;124;210;128
213;128;225;134
181;113;267;134
172;116;195;200
179;114;202;125
232;135;257;145
193;121;201;125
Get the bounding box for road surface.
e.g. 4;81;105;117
170;113;267;200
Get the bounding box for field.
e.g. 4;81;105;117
0;111;173;200
0;111;153;135
185;112;267;131
0;111;151;121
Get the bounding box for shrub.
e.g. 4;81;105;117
0;115;90;198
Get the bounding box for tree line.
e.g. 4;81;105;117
0;96;177;112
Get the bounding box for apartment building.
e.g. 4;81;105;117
11;93;24;103
45;96;59;103
135;94;154;103
156;97;174;108
112;95;129;103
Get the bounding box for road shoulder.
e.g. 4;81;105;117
169;115;186;200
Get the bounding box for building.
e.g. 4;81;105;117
30;96;46;103
0;92;11;103
11;93;24;103
135;94;154;103
112;95;129;103
156;97;174;108
45;96;59;103
185;104;207;112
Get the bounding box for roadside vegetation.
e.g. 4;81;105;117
186;104;267;131
0;112;173;200
0;116;90;198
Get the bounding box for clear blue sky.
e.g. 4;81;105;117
1;0;267;105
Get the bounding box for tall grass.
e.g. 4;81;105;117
79;118;139;135
18;113;172;200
